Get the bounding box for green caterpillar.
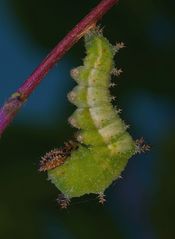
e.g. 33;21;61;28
40;28;149;208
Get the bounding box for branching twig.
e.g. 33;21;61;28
0;0;119;137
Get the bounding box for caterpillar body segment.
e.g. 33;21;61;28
48;143;134;198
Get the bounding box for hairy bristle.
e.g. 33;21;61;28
57;194;70;209
135;137;150;154
98;193;106;205
39;140;78;172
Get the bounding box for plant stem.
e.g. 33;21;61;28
0;0;119;136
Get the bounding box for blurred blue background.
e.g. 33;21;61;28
0;0;175;238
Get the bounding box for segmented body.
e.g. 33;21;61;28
47;30;137;199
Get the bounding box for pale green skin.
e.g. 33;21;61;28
48;31;136;198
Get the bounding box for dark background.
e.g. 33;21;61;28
0;0;175;238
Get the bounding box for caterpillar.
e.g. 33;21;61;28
40;28;149;208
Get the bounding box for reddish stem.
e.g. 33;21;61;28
0;0;119;136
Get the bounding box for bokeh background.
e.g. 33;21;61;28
0;0;175;238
